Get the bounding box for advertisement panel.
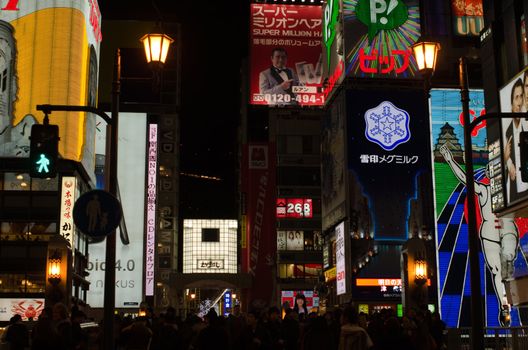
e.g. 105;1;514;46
0;0;101;179
322;90;347;232
346;89;433;240
182;220;238;274
322;0;345;102
86;113;146;308
342;0;420;78
499;68;528;207
431;89;528;327
336;221;346;295
0;298;45;321
281;290;319;309
145;124;158;296
249;4;324;106
451;0;483;36
242;143;277;305
276;198;313;218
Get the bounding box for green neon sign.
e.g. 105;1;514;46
356;0;408;43
323;0;340;69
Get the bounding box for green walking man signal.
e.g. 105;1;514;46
29;123;59;178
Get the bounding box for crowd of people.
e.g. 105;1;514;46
0;298;446;350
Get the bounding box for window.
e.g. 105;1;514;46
278;263;322;279
277;230;323;251
202;228;220;242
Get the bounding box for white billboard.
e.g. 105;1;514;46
336;221;346;295
183;219;237;274
86;113;146;308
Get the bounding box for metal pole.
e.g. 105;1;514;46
103;48;120;350
459;56;484;350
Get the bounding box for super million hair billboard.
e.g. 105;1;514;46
0;0;101;177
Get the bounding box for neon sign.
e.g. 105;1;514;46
276;198;313;218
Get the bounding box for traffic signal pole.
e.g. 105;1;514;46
36;48;121;350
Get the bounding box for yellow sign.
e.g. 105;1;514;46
0;1;101;177
324;266;336;282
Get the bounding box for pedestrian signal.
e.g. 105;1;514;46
29;124;59;178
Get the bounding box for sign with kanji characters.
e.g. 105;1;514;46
59;176;77;249
346;89;434;239
145;123;158;296
250;4;325;106
343;0;420;78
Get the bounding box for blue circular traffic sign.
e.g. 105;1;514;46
73;190;122;238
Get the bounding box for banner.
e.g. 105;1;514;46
342;0;420;78
0;298;45;321
250;4;324;106
346;89;434;239
0;0;101;180
431;88;528;327
242;143;277;305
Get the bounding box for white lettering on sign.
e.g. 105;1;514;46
336;221;346;295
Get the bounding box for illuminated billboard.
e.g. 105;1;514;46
0;298;44;321
322;0;345;102
451;0;483;36
342;0;420;78
346;89;433;240
249;4;324;106
336;221;346;295
182;219;237;274
0;0;101;178
281;290;319;309
276;198;313;218
431;89;528;327
86;112;146;308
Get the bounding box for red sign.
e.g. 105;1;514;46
250;4;324;106
451;0;483;36
242;143;277;305
276;198;313;218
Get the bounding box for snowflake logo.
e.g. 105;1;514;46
364;101;411;151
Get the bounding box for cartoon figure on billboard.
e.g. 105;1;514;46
440;145;524;325
0;20;36;158
259;47;300;105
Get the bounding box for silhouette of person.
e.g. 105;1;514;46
440;145;525;325
36;154;50;173
86;194;101;232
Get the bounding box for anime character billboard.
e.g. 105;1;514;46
431;89;528;327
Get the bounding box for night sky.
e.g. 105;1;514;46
100;1;249;218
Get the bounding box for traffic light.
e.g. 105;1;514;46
29;123;59;178
520;131;528;182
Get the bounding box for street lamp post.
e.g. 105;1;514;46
37;30;173;348
36;49;120;349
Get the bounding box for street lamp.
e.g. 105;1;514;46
140;32;174;65
414;259;427;285
412;41;484;350
47;250;62;285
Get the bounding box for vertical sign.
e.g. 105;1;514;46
335;221;346;295
145;124;158;296
223;290;232;316
59;176;77;249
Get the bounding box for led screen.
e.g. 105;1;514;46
431;88;528;327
